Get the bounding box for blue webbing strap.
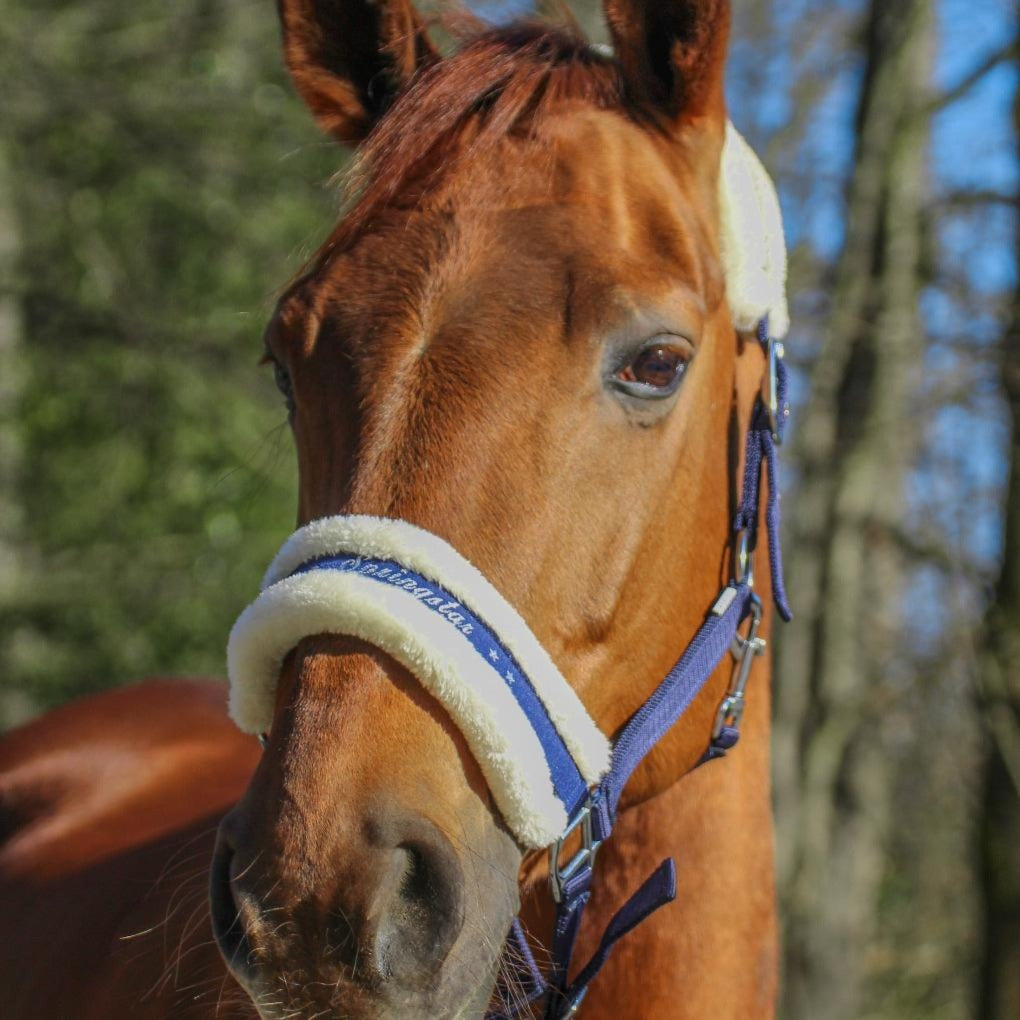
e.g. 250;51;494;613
542;585;757;1019
557;859;677;1016
732;318;791;623
600;580;755;821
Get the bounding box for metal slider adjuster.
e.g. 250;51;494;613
734;528;755;588
713;593;767;738
761;335;786;445
549;792;603;904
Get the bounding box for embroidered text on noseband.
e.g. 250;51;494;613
291;554;592;821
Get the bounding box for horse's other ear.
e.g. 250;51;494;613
604;0;730;123
277;0;439;143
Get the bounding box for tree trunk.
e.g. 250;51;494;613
977;48;1020;1018
0;141;31;729
772;1;933;1017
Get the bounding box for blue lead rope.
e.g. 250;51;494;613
489;320;791;1019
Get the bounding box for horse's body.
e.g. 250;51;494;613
1;1;786;1016
0;681;257;1018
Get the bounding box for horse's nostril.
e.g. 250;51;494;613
373;832;465;984
209;836;253;976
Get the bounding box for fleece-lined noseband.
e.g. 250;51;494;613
228;515;610;849
226;124;792;1018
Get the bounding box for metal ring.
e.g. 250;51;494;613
761;338;785;445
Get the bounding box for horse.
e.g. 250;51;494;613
0;0;790;1016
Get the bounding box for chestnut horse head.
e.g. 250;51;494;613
211;0;787;1016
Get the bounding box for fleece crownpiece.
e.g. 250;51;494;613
720;121;790;339
227;515;612;849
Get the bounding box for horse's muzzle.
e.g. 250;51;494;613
210;803;475;1011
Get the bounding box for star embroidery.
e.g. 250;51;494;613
505;670;515;685
488;648;500;662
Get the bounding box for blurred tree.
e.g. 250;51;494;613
0;141;27;725
0;0;339;722
772;1;937;1016
978;43;1020;1017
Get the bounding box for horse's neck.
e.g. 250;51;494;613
522;657;777;1018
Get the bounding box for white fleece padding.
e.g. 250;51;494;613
259;515;611;784
719;122;790;339
229;569;571;847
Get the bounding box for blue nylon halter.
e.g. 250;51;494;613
272;319;790;1018
488;318;792;1019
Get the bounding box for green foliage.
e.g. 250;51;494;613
0;0;342;715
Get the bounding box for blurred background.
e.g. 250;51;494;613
0;0;1017;1017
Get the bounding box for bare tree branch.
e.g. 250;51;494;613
979;659;1020;802
925;37;1020;114
934;188;1020;210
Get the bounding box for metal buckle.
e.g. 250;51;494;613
761;336;786;445
713;594;767;738
549;792;602;904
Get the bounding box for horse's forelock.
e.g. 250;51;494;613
314;22;627;259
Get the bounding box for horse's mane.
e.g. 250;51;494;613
319;21;628;258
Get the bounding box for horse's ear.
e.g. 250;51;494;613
277;0;439;144
603;0;730;122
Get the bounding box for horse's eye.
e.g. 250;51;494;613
614;341;689;398
270;358;295;415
